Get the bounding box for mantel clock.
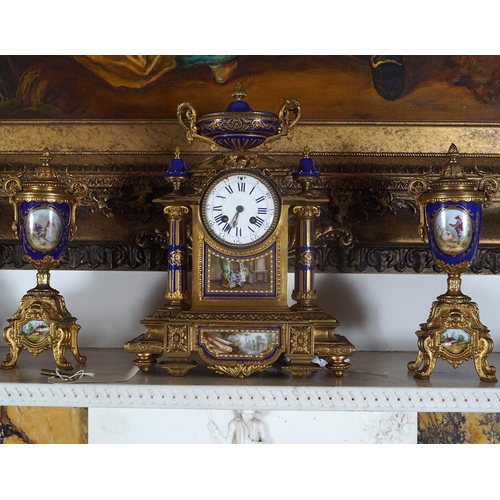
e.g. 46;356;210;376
124;83;355;378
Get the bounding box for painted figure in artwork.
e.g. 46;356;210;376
450;215;463;243
208;410;268;444
3;55;500;120
32;222;45;240
220;259;254;289
74;55;240;87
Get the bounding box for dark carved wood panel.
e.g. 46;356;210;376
1;121;500;274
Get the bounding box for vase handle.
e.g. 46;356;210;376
264;99;301;149
177;102;218;151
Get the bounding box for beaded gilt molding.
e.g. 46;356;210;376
1;120;500;274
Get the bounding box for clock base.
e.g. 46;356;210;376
124;306;355;379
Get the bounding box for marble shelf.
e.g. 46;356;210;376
1;347;500;412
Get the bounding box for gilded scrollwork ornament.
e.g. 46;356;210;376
208;361;269;378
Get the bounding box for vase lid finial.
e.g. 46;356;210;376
232;82;246;102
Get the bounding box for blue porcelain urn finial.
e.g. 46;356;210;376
293;146;320;197
164;147;189;193
296;146;320;178
165;147;189;177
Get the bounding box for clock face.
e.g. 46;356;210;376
200;170;281;248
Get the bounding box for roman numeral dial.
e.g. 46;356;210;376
200;170;281;248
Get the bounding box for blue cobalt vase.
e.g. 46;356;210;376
178;82;300;152
197;94;280;151
19;201;72;263
407;144;500;381
1;150;88;371
425;200;482;267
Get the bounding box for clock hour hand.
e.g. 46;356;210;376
230;205;244;227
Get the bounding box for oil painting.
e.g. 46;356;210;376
2;55;500;121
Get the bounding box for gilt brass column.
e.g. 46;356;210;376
164;205;190;310
291;205;320;311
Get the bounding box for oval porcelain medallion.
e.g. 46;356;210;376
26;207;63;253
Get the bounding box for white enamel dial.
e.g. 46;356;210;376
201;170;280;248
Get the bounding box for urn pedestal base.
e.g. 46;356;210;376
1;271;86;371
408;292;496;383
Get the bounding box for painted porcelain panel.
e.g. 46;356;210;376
440;328;471;355
21;320;50;344
19;201;71;260
425;202;481;265
25;207;63;253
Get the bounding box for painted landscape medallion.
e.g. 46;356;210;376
440;328;471;354
22;320;50;343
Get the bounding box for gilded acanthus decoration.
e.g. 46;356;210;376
165;290;190;302
292;206;320;219
163;206;189;219
208;361;269;378
291;290;318;302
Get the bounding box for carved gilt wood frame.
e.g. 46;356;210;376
1;120;500;274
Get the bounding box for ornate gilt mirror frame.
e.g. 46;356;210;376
1;120;500;275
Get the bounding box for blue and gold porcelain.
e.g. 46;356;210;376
177;82;300;151
425;201;481;266
19;201;71;263
1;149;88;371
125;87;355;379
408;144;499;382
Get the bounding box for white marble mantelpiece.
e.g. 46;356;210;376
1;348;499;413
